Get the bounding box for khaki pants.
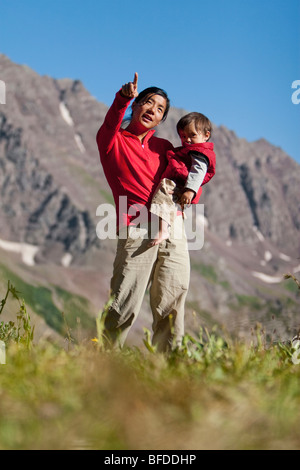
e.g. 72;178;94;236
103;216;190;352
150;178;178;226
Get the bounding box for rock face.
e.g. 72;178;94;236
0;53;299;342
0;54;106;263
0;112;98;263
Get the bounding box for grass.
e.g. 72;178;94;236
54;286;96;333
0;264;95;337
235;294;263;311
0;331;300;450
191;262;218;283
0;276;300;450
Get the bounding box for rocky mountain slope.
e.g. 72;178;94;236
0;53;299;345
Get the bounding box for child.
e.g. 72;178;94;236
149;112;216;246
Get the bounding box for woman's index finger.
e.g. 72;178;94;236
133;72;138;86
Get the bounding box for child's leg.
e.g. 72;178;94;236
149;178;177;246
148;215;170;247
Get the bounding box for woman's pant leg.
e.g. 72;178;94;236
103;228;159;348
150;216;190;352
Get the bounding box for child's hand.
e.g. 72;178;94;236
179;189;195;206
121;73;138;99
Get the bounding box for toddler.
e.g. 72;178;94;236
149;112;216;246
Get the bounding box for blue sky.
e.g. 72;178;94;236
1;0;299;162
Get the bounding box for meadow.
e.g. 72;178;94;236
0;278;300;450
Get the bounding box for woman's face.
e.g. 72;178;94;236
131;94;167;130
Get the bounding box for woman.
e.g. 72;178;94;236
96;73;190;351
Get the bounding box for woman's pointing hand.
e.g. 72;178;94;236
121;72;138;99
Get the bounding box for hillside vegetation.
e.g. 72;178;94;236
0;278;300;450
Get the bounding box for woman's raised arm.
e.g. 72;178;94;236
96;73;138;154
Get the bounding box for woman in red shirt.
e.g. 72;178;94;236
97;73;190;352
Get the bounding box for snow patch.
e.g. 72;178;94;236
59;102;86;153
264;250;272;262
61;253;72;267
293;264;300;274
260;251;272;266
252;226;265;242
59;101;74;127
0;239;39;266
279;252;291;262
74;133;86;153
251;271;282;284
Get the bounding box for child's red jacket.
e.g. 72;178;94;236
162;142;216;204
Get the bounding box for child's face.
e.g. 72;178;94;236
178;122;210;145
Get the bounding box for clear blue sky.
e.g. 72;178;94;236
1;0;299;162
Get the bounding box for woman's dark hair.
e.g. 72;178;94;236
133;86;170;122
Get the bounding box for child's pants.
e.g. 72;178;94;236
150;178;178;225
103;216;190;352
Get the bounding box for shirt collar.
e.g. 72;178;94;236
120;128;156;145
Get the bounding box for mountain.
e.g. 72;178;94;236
0;53;299;345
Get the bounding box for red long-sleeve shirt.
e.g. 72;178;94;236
96;91;173;230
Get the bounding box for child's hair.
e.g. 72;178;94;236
177;112;212;140
133;87;170;122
